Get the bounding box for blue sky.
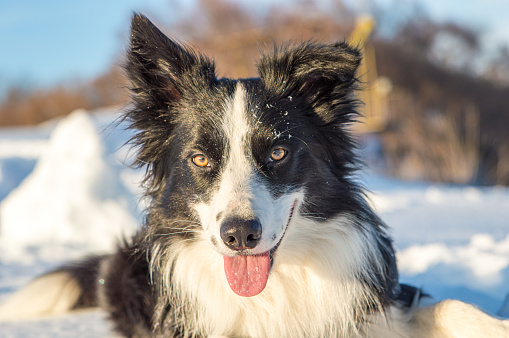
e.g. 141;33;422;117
0;0;174;94
1;0;508;97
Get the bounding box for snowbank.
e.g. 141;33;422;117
398;234;509;294
0;109;138;264
0;309;116;338
364;175;509;313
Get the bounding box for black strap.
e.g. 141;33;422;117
394;284;427;309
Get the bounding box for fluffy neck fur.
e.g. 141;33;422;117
149;214;389;337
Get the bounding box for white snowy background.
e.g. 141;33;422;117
0;108;508;337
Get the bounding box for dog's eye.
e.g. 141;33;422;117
270;148;287;162
192;154;210;167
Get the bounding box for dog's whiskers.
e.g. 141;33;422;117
155;230;198;237
301;214;327;220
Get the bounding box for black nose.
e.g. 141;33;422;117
220;218;262;251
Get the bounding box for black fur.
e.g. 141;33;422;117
56;256;103;309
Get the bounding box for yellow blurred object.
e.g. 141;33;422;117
348;15;389;133
348;14;376;47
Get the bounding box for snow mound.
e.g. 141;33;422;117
0;110;138;263
398;233;509;296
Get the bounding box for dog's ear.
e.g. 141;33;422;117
259;42;362;173
258;42;361;123
126;13;216;105
124;14;216;192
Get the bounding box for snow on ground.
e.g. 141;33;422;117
0;310;118;338
363;173;509;315
0;108;508;336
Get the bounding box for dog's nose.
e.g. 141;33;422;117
220;218;262;251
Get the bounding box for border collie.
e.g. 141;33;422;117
0;14;508;338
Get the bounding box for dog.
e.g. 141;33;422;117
0;13;508;338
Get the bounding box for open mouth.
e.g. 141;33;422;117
269;201;296;266
223;200;297;297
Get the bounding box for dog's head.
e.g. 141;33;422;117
125;14;391;297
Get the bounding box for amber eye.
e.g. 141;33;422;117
192;154;210;167
270;148;287;162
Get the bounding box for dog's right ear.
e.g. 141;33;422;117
126;13;216;106
124;14;217;192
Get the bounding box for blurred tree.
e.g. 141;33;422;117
0;67;128;126
1;0;508;185
483;46;509;87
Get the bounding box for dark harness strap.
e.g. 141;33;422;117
394;284;427;309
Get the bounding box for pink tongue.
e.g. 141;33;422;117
223;252;271;297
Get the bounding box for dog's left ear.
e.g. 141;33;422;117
258;42;361;122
